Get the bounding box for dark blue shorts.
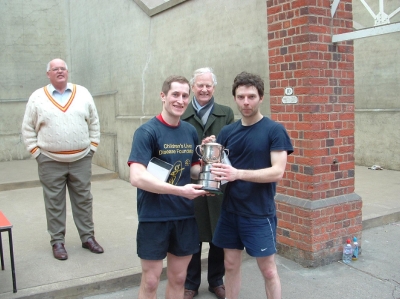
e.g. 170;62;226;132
213;209;277;257
137;218;199;260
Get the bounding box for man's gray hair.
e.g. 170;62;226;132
189;67;217;87
46;60;69;72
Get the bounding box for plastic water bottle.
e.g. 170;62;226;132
342;239;353;264
352;237;359;260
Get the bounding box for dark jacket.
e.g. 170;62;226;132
181;101;234;242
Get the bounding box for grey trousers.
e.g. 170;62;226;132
37;152;94;245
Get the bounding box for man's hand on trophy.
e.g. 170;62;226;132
201;135;216;144
181;184;209;199
211;162;238;182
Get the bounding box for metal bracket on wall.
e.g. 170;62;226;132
331;0;400;43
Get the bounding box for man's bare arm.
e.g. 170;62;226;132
211;151;288;184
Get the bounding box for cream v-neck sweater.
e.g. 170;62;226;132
21;84;100;163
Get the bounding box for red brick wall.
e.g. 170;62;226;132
267;0;362;266
275;197;362;266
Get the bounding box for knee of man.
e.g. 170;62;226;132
261;267;278;281
177;273;187;286
168;271;187;286
224;258;239;271
142;274;160;292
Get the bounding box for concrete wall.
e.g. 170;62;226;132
66;0;270;180
353;0;400;170
0;0;399;175
0;0;70;161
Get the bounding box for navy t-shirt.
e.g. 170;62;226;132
128;117;200;222
217;117;293;218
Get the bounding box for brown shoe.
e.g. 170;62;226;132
184;289;198;299
82;237;104;253
208;285;225;299
52;243;68;260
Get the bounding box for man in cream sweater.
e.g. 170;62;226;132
21;58;103;260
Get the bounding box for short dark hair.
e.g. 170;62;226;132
232;72;264;97
162;75;190;95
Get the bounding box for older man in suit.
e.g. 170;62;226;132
181;67;234;299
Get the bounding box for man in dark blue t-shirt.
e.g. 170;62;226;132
127;75;208;298
208;72;293;299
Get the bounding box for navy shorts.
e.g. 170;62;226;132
213;209;277;257
137;218;199;260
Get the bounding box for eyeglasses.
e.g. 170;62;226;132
50;67;67;72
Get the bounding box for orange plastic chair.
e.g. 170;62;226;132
0;210;17;293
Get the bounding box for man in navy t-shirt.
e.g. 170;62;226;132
127;75;208;298
208;72;293;299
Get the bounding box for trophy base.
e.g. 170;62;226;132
201;186;223;195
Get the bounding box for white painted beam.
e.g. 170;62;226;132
359;0;376;18
379;0;384;13
331;0;341;17
332;22;400;43
388;7;400;19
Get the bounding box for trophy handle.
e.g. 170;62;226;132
222;149;231;166
195;145;203;158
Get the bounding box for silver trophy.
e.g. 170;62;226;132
195;142;229;194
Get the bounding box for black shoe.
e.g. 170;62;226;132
208;285;225;299
184;289;198;299
52;243;68;260
82;237;104;253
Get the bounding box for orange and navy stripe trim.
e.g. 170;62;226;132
30;148;95;155
43;84;77;113
48;149;86;155
30;147;39;155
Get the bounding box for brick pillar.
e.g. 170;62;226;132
267;0;362;267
